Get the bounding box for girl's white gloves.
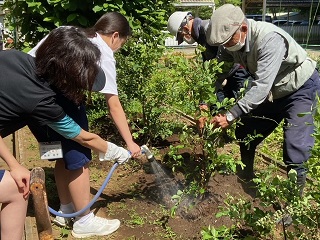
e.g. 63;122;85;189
99;141;131;164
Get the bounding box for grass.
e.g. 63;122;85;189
126;208;146;227
259;123;284;161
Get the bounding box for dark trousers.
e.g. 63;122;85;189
236;70;320;176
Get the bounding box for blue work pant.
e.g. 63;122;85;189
235;70;320;176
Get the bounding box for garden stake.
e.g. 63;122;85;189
282;219;287;240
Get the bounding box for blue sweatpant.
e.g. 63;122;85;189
235;70;320;175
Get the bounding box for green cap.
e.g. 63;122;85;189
206;4;245;45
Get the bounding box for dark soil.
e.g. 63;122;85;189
14;126;261;240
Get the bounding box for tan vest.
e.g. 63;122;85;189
239;20;316;99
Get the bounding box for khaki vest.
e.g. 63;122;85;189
236;20;316;99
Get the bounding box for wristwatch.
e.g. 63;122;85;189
226;111;235;123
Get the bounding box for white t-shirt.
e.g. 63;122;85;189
28;29;118;95
89;33;118;95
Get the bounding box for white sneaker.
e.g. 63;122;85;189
52;210;73;227
71;214;120;238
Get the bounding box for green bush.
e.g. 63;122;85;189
3;0;174;50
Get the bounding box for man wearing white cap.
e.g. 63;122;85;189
167;11;252;102
206;4;320;197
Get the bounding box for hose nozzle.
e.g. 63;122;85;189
141;145;155;162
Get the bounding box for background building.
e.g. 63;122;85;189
166;0;320;47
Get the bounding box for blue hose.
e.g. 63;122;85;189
48;162;119;218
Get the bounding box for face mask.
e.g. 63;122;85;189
226;31;245;52
183;36;196;44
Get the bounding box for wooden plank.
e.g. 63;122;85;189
30;167;54;240
24;216;39;240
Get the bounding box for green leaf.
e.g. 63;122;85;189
67;13;77;23
92;5;104;13
77;16;88;26
43;17;55;22
216;211;227;218
26;2;42;7
171;195;181;200
288;169;297;182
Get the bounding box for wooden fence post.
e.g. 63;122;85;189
30;167;54;240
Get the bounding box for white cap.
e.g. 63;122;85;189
167;11;192;40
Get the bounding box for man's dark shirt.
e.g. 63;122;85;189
192;17;252;104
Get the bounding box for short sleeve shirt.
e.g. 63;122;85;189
0;50;66;133
28;28;118;95
89;34;118;95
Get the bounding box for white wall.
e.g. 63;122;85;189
165;36;198;48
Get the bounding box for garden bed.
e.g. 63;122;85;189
16;126;264;240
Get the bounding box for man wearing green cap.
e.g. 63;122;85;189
206;4;320;197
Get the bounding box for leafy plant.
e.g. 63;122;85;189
170;189;184;217
204;166;320;239
163;47;243;198
126;209;146;227
201;225;238;240
57;227;70;239
116;30;183;144
3;0;174;50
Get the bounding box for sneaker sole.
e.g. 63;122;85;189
52;219;66;227
71;223;120;238
52;218;73;227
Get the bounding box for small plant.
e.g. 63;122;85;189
159;226;177;239
170;189;184;217
201;225;237;240
126;208;146;227
57;227;70;239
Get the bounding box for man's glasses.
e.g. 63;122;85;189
177;16;192;35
